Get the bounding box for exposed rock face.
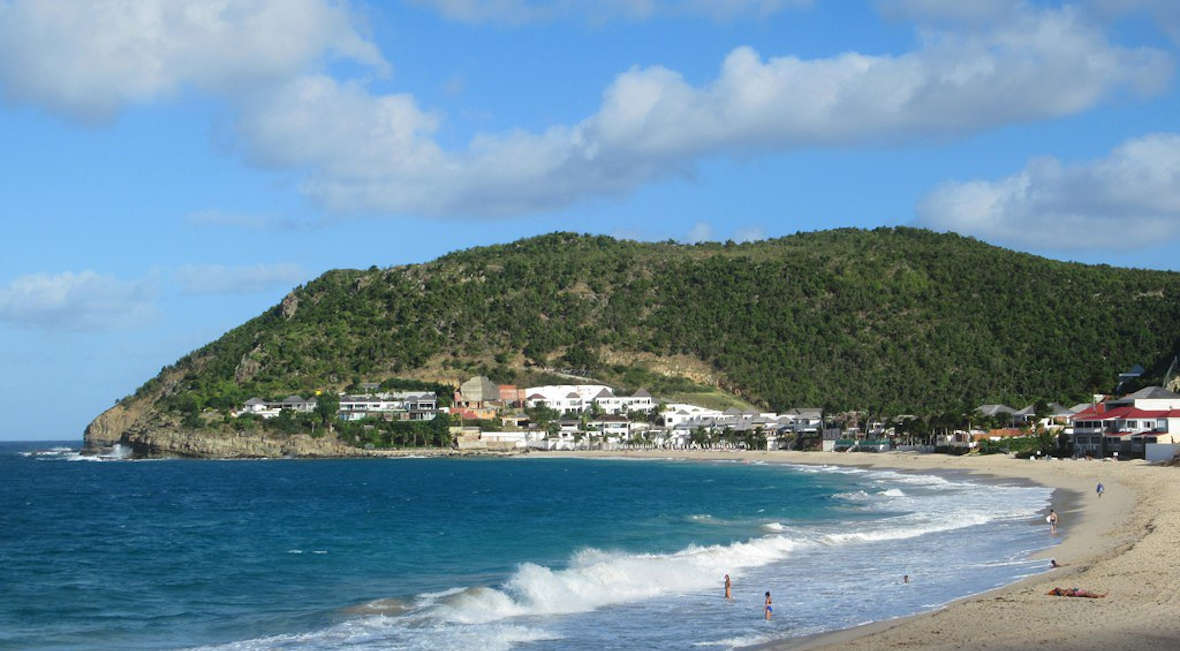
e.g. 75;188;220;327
280;293;299;319
83;403;141;453
123;429;367;459
234;345;264;383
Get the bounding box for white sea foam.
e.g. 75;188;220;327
203;462;1052;650
694;632;779;648
427;534;808;626
194;616;558;651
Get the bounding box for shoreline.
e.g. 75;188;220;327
538;449;1178;650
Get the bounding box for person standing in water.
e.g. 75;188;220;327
724;574;732;600
764;591;773;620
1048;508;1059;534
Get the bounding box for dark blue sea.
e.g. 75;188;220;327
0;441;1055;649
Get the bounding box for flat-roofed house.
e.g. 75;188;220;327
498;385;525;406
281;395;315;412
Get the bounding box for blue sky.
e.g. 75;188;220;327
2;0;1179;440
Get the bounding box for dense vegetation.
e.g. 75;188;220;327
131;228;1180;421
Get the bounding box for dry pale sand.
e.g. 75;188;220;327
539;449;1180;650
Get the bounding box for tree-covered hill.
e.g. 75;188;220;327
96;227;1180;443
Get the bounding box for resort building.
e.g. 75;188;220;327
591;388;656;415
524;384;611;413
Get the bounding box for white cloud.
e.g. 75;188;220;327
0;0;385;122
915;133;1180;248
409;0;811;24
686;222;714;243
232;4;1170;217
0;271;158;331
176;263;305;294
734;226;766;242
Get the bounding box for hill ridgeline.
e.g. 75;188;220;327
84;228;1180;456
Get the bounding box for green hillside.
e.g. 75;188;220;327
127;228;1180;420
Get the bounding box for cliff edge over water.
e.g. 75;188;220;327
83;228;1180;458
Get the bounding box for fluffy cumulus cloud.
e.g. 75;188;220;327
231;4;1171;217
2;1;1173;221
0;271;157;331
915;133;1180;248
175;263;305;294
409;0;811;24
0;0;385;122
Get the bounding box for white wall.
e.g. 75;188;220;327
1146;443;1179;462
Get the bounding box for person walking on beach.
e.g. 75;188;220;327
764;591;773;620
1048;508;1059;535
1096;481;1104;498
724;574;732;600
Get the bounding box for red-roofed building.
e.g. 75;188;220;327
1071;397;1180;458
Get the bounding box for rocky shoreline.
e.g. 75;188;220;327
83;424;522;460
83;392;523;459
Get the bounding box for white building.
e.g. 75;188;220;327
592;388;656;415
524;385;606;413
661;403;724;428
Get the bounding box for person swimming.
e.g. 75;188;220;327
764;591;773;620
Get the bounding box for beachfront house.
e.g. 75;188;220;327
1070;387;1180;459
976;404;1021;428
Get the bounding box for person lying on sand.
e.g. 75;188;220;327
1047;587;1106;598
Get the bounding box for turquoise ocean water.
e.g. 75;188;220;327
1;441;1055;649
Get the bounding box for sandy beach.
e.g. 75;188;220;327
541;449;1180;650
